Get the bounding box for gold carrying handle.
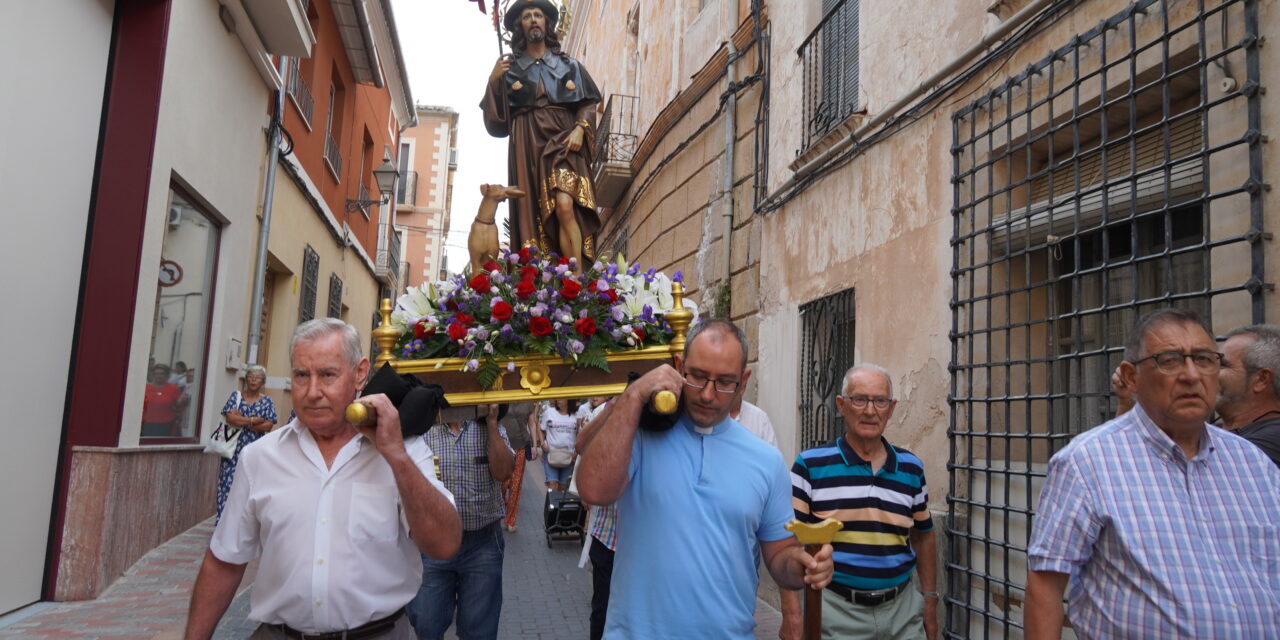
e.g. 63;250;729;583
345;401;375;426
650;390;678;415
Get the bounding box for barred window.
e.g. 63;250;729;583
797;288;855;451
299;245;319;323
947;0;1264;636
799;0;860;151
327;273;343;319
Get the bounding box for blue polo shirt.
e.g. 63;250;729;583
603;414;794;640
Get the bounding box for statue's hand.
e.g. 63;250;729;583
566;125;585;153
489;56;511;82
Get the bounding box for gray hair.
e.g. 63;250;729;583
684;318;749;370
289;318;363;369
245;364;267;378
1123;308;1213;362
842;363;894;398
1224;324;1280;399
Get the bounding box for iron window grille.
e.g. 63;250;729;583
299;244;319;323
327;273;343;319
797;288;856;452
798;0;860;153
946;1;1264;637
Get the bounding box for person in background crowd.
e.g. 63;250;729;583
539;398;580;491
184;318;461;640
500;403;538;532
142;364;185;437
730;394;779;448
575;396;614;640
791;364;938;640
170;361;189;387
577;319;833;639
214;365;277;523
408;405;514;640
1027;309;1280;638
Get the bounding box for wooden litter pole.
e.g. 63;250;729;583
785;519;843;640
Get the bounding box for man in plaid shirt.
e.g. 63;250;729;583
407;405;515;640
1026;309;1280;638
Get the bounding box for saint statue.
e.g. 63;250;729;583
481;0;602;267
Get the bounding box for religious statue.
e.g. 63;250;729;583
481;0;602;267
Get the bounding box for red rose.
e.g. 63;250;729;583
455;313;474;326
602;288;618;304
469;273;490;293
587;279;598;293
574;317;597;337
515;280;536;300
558;256;571;266
447;323;467;341
520;265;538;282
518;247;534;264
529;316;553;337
491;301;513;321
633;327;646;342
482;259;501;273
560;279;582;300
445;300;459;311
413;322;435;339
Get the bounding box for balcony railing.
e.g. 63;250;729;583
397;170;418;205
323;133;342;179
286;58;314;125
591;94;639;209
375;223;401;289
356;182;371;215
798;0;860;153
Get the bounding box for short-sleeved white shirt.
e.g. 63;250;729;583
734;401;779;449
541;406;579;452
211;419;455;632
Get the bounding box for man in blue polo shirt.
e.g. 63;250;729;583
577;319;834;640
792;364;938;640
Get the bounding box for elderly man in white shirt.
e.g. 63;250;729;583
185;319;463;640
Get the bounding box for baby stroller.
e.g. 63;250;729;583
543;477;587;547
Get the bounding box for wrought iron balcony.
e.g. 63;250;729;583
323;132;343;179
397;171;418;206
375;223;401;290
286;58;315;125
798;0;860;153
591;94;639;209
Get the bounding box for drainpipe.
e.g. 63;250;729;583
719;0;740;317
246;59;287;366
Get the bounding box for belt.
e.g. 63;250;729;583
827;581;910;607
270;608;404;640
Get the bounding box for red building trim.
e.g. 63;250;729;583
45;0;173;599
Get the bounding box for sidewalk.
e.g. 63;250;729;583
0;460;783;639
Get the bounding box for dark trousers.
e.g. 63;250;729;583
589;536;614;640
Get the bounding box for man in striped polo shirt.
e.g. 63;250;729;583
792;364;938;640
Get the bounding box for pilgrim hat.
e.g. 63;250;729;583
503;0;559;34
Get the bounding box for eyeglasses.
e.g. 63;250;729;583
1131;350;1224;374
683;371;741;394
842;395;894;410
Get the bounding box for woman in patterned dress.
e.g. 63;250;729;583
214;365;277;522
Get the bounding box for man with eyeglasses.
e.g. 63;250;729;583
577;319;834;639
790;364;939;640
1026;308;1280;639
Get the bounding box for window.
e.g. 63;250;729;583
323;69;345;179
327;273;343;318
947;0;1263;636
143;187;220;440
300;244;319;323
797;288;855;451
397;141;412;204
799;0;859;151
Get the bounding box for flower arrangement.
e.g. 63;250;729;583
390;248;697;390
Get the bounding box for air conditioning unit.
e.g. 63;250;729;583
448;148;458;167
168;205;183;228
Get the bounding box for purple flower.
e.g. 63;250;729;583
672;270;684;283
501;324;514;336
531;303;547;317
611;305;625;321
465;359;480;372
568;339;585;354
640;305;655;322
507;361;517;372
475;329;490;340
579;308;589;319
541;272;552;283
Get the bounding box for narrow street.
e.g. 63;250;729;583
0;459;783;639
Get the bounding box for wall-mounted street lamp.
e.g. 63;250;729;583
345;156;400;212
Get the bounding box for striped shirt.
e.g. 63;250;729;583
791;437;932;591
1028;402;1280;638
423;421;512;531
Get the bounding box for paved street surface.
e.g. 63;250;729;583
0;460;783;639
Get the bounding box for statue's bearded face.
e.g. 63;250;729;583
520;7;547;43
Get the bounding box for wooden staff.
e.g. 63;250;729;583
785;519;843;640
